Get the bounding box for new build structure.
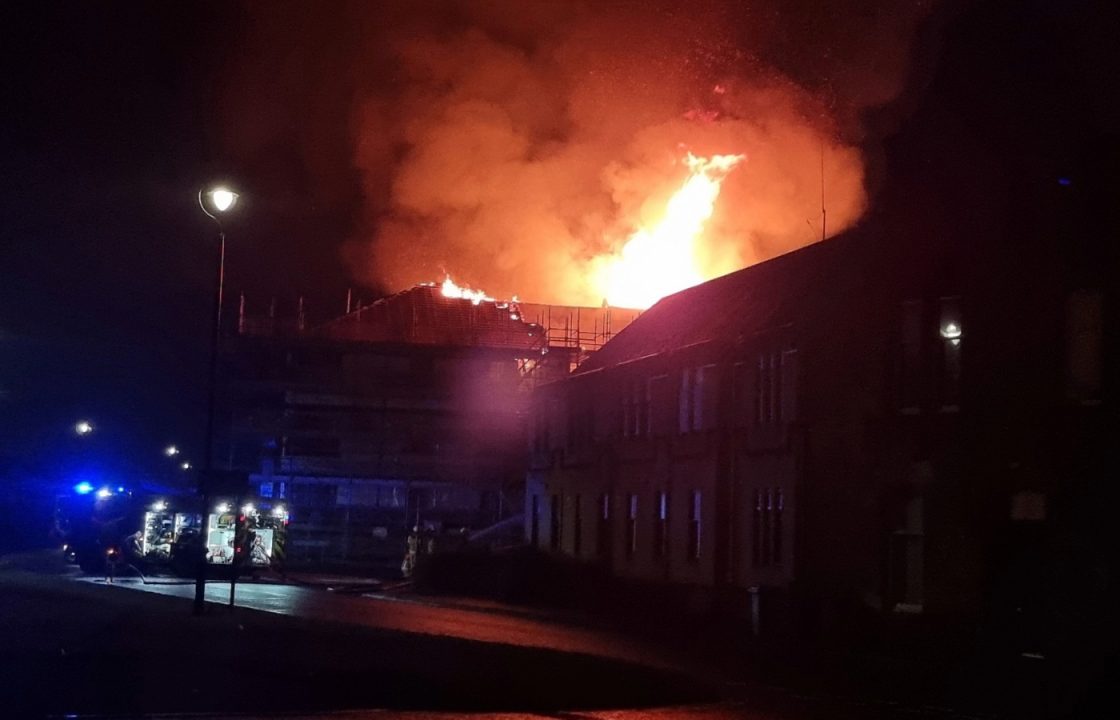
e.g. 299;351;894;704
220;284;638;568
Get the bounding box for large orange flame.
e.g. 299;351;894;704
593;152;744;309
440;275;494;305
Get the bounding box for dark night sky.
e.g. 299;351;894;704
0;2;362;475
1;0;1116;479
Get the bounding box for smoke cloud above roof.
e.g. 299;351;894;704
225;0;938;305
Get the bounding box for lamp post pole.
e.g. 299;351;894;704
195;187;237;615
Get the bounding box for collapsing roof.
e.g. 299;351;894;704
316;284;543;351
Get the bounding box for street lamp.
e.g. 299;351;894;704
194;184;239;615
181;461;192;471
74;420;94;436
164;445;179;457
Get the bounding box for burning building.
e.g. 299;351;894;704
219;282;638;570
526;149;1117;646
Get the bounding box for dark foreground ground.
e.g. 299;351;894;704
0;565;713;718
2;551;1115;720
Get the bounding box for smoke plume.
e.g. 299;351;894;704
227;1;937;306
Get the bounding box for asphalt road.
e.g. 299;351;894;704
82;575;689;674
2;555;993;720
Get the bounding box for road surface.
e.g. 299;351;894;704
1;555;988;719
80;575;690;674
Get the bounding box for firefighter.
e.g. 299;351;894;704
104;543;121;583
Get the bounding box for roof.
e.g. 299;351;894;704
574;232;861;375
316;285;542;351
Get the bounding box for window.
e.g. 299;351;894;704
679;369;696;433
680;365;718;433
648;374;672;435
573;494;583;556
780;350;798;423
754;351;797;425
567;395;594;450
938;297;962;409
756;354;775;425
549;494;561;551
530;495;540;546
621;378;650;437
899;300;924;411
688;490;701;561
732;362;750;426
888;496;924;611
752;487;784;567
597;493;611;557
653;490;669;559
1066;289;1103;404
773;488;783;564
752;489;762;568
626;494;638;558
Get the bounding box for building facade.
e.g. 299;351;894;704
527;188;1116;634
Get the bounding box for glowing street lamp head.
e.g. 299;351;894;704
208;187;238;213
164;445;179;457
74;420;94;436
199;185;240;221
180;461;191;471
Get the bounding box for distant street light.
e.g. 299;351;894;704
74;420;94;436
164;445;180;457
194;184;239;616
181;461;192;471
